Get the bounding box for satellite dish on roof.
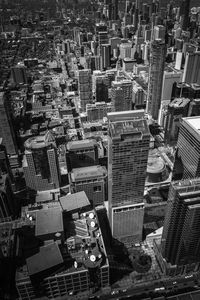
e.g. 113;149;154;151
91;221;95;228
90;255;96;262
89;212;94;219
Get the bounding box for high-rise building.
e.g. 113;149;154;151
180;0;191;31
0;174;15;219
182;52;200;86
132;82;146;109
108;110;150;243
70;165;107;207
78;69;93;112
0;92;18;155
188;99;200;117
147;39;167;120
98;32;109;46
111;80;132;112
154;25;166;41
100;44;111;70
173;116;200;180
119;43;132;59
93;71;109;102
161;178;200;267
11;66;27;85
23;131;60;191
111;0;118;20
66;139;98;172
86;102;112;122
164;98;190;144
0;138;13;181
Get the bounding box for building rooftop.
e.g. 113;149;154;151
169;98;190;108
60;191;90;212
183;116;200;132
26;242;64;276
24;131;55;150
71;165;107;181
67;139;97;151
109;118;149;139
35;207;63;237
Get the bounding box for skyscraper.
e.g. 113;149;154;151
172;117;200;180
161;178;200;266
180;0;191;31
147;39;167;120
182;52;200;86
108;110;150;243
0;92;18;155
111;80;132;112
100;44;111;70
23;131;60;191
78;69;93;112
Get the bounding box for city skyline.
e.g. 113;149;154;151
1;0;200;300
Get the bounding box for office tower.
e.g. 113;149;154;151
180;0;191;31
0;92;17;155
23;131;60;191
132;82;146;109
109;37;121;52
11;66;27;85
93;72;109;102
161;70;183;101
91;41;98;55
111;80;132;112
188;99;200;117
182;52;200;85
0;174;15;218
111;0;118;20
98;32;109;46
108;110;150;243
86;102;112;121
122;58;135;72
100;44;111;70
78;69;93;112
62;40;70;54
173;116;200;180
147;39;167;120
175;51;184;70
154;25;166;41
164;98;190;144
70;165;107;207
119;43;132;59
66;139;98;172
161;178;200;267
0;138;13;182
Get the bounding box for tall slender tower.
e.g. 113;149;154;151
147;39;166;120
108;110;150;243
180;0;191;31
0;92;18;155
161;178;200;267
